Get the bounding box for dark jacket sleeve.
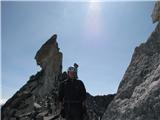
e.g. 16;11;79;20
79;80;86;102
58;82;64;102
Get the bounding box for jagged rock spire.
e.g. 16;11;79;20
1;34;63;120
151;1;160;23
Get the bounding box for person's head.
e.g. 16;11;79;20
67;66;77;79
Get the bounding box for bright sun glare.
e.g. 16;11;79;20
89;1;101;12
85;1;103;42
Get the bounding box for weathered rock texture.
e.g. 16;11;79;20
151;1;160;23
102;2;160;120
1;34;63;120
86;93;115;120
1;34;115;120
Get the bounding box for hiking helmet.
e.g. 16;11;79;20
67;66;77;73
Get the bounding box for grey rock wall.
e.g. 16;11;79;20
102;2;160;120
1;34;63;120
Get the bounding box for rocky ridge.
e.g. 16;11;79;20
2;2;159;120
102;2;160;120
1;35;115;120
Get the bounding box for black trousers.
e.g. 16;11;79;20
64;103;83;120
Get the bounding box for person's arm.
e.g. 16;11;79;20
80;80;87;102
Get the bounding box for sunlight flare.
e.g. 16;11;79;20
84;1;104;43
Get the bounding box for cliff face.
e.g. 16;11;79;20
34;34;62;96
2;34;63;120
102;2;160;120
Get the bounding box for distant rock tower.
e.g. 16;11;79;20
1;34;63;120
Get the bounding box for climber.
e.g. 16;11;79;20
58;63;87;120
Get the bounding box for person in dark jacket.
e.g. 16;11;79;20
58;64;87;120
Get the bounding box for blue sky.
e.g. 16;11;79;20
1;1;156;104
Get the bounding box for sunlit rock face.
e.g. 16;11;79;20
1;34;63;120
102;3;160;120
34;34;63;96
